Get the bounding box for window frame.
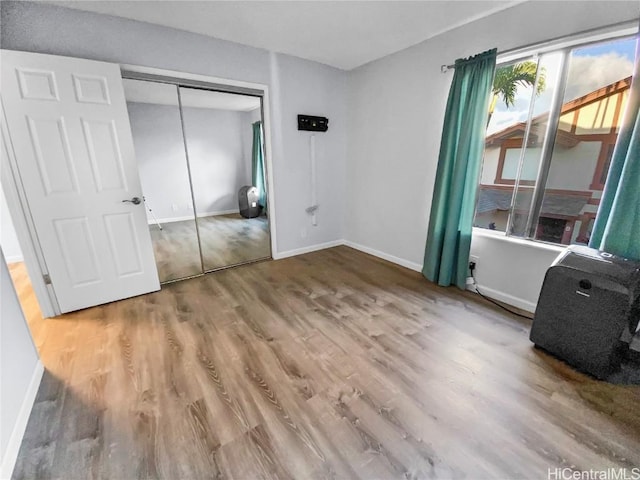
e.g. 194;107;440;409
494;139;536;186
590;138;617;190
478;25;639;248
576;212;597;244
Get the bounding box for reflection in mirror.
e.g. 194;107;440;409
124;79;202;282
179;87;271;271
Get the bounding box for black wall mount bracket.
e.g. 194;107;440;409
298;115;328;132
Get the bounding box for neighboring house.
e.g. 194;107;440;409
475;76;631;245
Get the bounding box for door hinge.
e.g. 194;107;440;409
43;273;52;285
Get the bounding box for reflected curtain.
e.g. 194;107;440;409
590;36;640;260
422;49;497;289
252;121;267;208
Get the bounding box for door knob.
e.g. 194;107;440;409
122;197;142;205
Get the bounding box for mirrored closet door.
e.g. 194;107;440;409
124;79;202;283
179;87;271;272
124;78;271;283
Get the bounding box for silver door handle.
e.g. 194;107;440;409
122;197;142;205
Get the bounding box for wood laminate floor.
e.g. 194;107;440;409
9;246;640;479
150;213;270;282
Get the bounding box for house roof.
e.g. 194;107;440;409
477;186;590;217
485;76;632;146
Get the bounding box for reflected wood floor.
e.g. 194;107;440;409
150;213;270;283
10;246;640;479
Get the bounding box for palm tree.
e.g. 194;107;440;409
488;61;546;125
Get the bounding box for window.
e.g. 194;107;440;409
474;34;636;247
591;140;616;190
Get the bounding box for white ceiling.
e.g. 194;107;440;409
47;1;521;70
123;78;261;111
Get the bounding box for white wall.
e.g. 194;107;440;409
127;102;194;222
469;230;563;311
346;1;639;311
127;102;254;222
0;0;348;258
182;107;252;216
0;249;42;478
0;185;23;263
269;52;347;253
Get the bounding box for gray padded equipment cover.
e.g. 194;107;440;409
530;245;640;379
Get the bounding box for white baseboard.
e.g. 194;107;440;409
274;240;344;260
466;282;536;313
148;209;240;225
275;239;423;272
149;214;194;225
197;209;239;218
0;360;44;480
276;238;534;314
4;254;24;264
342;240;423;272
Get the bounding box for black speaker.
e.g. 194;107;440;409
530;246;640;379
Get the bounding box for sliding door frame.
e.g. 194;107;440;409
120;64;278;271
1;100;59;317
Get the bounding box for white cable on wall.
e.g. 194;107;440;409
306;133;318;226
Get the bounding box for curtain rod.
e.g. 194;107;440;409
440;19;638;73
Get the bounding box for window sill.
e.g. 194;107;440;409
472;227;566;254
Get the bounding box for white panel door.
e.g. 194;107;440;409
1;50;160;313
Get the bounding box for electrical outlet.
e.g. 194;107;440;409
171;203;178;212
300;228;307;239
469;255;478;272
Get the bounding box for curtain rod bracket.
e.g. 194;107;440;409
441;64;453;73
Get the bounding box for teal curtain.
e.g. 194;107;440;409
251;121;267;208
422;49;497;289
590;37;640;260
